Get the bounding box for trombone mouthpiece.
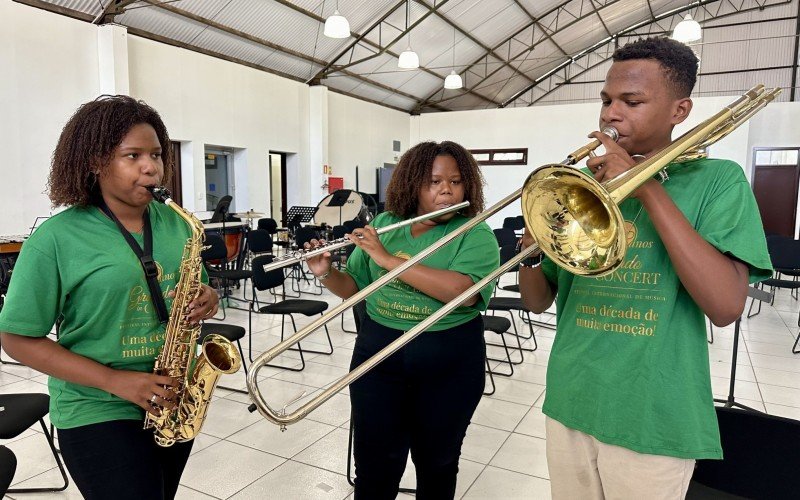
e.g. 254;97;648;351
147;186;172;203
601;126;619;142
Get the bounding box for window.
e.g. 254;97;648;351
755;149;799;166
468;148;528;166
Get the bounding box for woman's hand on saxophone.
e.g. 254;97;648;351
305;239;333;279
106;370;180;416
186;284;219;325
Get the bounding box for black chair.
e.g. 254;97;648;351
343;219;365;234
257;218;277;233
329;225;350;268
746;237;800;352
289;227;324;295
258;218;290;255
502;215;525;236
497;244;521;293
493;227;517;248
483;315;514;394
201;234;253;318
687;407;800;499
247;229;273;256
199;322;248;394
0;393;68;493
249;255;333;372
0;446;16;496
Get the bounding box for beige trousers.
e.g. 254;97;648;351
546;417;696;500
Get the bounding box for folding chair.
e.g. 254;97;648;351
249;255;332;372
0;393;69;493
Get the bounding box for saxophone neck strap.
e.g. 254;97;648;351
98;201;169;324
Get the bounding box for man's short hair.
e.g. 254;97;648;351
612;37;698;98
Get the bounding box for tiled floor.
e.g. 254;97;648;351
2;277;800;499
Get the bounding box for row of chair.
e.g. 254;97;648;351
746;235;800;353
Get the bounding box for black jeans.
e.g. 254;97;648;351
58;419;193;500
350;315;485;500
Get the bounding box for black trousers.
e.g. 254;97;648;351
350;315;485;500
58;419;193;500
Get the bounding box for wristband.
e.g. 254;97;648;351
317;270;332;281
520;252;544;268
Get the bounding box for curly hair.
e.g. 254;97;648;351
612;37;698;98
48;95;173;207
384;141;485;218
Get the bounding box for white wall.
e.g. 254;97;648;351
410;96;789;228
0;1;100;235
1;2;412;236
3;1;798;237
127;35;308;213
746;102;800;238
328;92;410;197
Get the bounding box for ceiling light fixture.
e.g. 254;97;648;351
444;27;462;89
398;1;419;69
672;14;702;43
324;0;350;39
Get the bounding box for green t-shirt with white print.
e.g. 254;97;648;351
0;202;197;429
345;212;500;331
540;158;773;459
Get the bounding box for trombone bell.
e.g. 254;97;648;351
522;165;626;276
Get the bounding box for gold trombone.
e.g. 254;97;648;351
246;85;780;429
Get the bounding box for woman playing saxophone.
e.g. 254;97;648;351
0;96;218;500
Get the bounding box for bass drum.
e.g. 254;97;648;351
314;190;372;227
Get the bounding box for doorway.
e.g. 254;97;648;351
167;141;182;206
752;148;800;238
269;152;287;225
205;148;235;212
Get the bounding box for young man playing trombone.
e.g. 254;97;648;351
519;37;772;498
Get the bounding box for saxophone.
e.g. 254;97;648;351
144;186;242;447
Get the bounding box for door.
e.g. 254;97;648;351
167;141;182;206
269;152;287;225
752;148;800;238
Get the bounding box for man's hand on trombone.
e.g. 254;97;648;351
585;131;658;200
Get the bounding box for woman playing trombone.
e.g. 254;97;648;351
306;141;499;499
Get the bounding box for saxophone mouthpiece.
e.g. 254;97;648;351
147;186;172;203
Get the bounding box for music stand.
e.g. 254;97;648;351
713;285;774;413
326;189;352;227
285;206;318;232
210;195;232;224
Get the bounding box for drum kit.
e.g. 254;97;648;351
200;190;376;263
313;190;370;228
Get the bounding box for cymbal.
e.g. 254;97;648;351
232;211;267;218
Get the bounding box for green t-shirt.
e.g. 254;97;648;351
540;158;773;459
345;212;499;331
0;202;197;429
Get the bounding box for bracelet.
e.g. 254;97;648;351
316;270;332;281
520;252;544;268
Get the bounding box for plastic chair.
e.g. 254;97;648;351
688;406;800;499
746;237;800;352
0;446;16;496
249;255;332;371
199;322;248;394
0;393;68;493
201;234;253;318
493;227;517;248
